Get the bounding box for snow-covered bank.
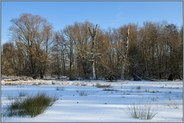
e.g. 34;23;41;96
1;80;183;122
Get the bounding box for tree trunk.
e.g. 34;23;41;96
121;64;125;80
92;59;96;80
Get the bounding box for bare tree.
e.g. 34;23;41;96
9;14;52;78
3;15;182;81
63;26;75;80
1;43;17;75
121;26;130;80
88;24;99;80
51;31;67;79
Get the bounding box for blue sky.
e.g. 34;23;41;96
2;1;182;44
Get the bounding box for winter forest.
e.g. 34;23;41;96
1;14;183;81
1;1;183;122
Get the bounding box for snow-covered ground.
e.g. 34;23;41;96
1;80;183;122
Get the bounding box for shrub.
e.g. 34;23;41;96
79;91;88;96
105;72;118;82
150;90;159;93
151;97;158;102
103;88;117;91
8;93;57;117
18;92;27;97
128;104;158;120
56;87;64;91
80;83;87;86
95;83;111;88
136;86;141;90
145;90;159;93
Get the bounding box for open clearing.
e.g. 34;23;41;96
1;80;183;122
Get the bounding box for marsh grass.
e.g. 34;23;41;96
8;93;57;117
79;91;88;96
128;104;158;120
56;87;64;91
18;92;27;97
136;86;141;90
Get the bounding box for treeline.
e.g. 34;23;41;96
1;14;183;80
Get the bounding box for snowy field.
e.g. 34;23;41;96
1;80;183;122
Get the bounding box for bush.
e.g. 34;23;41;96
95;83;111;88
105;72;118;82
8;93;57;117
103;88;117;91
136;86;141;90
56;87;64;91
18;92;27;97
79;91;88;96
128;104;158;120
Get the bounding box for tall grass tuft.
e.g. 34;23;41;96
8;93;57;117
128;104;158;120
56;87;64;91
79;91;88;96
